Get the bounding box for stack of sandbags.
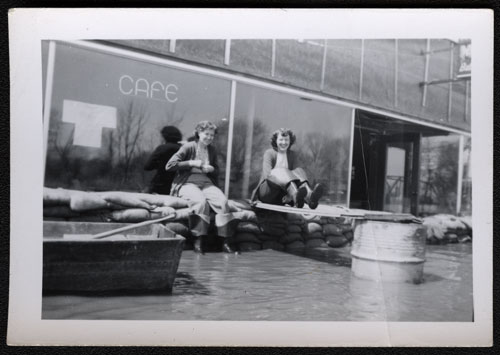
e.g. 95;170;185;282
234;221;262;252
318;217;352;248
303;216;328;248
43;187;189;223
422;214;472;244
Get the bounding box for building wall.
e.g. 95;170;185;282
107;39;471;132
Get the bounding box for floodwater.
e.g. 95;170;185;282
42;244;473;321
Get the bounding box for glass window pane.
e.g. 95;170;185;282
230;39;272;77
460;136;472;215
362;39;396;108
275;40;324;90
323;39;362;100
418;134;460;215
173;40;225;66
230;83;352;205
44;42;231;192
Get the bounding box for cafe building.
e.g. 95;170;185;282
42;39;472;217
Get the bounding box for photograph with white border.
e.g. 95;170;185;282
8;8;493;346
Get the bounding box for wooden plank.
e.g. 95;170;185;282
253;202;365;218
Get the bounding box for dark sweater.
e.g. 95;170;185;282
144;142;181;194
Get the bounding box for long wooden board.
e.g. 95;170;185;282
253;202;421;223
253;202;365;218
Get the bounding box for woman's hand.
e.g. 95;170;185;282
201;164;215;173
189;160;203;168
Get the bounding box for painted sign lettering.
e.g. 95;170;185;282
119;75;178;102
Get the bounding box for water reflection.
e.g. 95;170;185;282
42;244;472;321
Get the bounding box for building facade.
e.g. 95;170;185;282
42;39;472;216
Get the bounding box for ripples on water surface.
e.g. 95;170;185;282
42;244;473;321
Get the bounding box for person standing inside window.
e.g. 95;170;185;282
144;126;182;195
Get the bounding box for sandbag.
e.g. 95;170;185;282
109;208;151;222
101;192;153;210
164;222;190;237
261;224;286;237
323;224;343;236
445;233;459;243
303;231;323;241
238;242;262;252
287;214;305;224
233;210;258;223
326;235;349;248
234;232;261;244
228;199;253;212
70;192;111;211
285;240;305;250
256;233;278;242
43;187;74;206
306;239;328;248
262;241;285;251
306;222;322;234
43;205;81;218
236;222;262;234
286;225;303;233
279;232;303;244
172;207;191;221
340;224;353;233
343;231;354;242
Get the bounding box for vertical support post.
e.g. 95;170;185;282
346;109;356;207
224;39;231;66
410;133;421;216
43;40;57;182
465;79;470;122
271;39;276;77
422;39;431;107
359;39;365;100
394;39;399;107
456;135;465;215
447;42;455;121
320;39;328;91
169;39;176;53
224;80;237;197
241;91;255;198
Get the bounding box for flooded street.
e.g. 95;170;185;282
42;244;473;321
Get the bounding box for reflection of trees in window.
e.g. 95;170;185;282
297;132;350;204
228;117;269;199
419;137;459;214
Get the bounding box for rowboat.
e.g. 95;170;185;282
43;221;185;293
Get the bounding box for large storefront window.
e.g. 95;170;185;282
229;84;353;204
419;134;460;215
460;136;472;216
43;41;231;192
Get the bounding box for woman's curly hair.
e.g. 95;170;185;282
194;121;218;141
270;128;296;151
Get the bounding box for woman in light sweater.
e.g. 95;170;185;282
165;121;237;254
252;128;325;209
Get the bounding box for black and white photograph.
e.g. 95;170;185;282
8;9;493;346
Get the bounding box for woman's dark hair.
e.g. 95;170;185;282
193;121;218;141
161;126;182;143
270;128;296;151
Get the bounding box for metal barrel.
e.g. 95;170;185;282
350;220;427;284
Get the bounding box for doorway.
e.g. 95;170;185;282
349;110;445;215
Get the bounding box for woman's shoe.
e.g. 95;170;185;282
286;182;307;208
194;237;205;254
304;183;325;209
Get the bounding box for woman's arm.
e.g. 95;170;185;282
262;149;275;177
165;144;201;171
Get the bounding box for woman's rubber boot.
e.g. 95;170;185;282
304;183;325;209
222;237;236;253
194;236;205;254
287;181;307;208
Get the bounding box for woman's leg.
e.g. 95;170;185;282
201;184;239;240
178;183;210;237
291;168;325;209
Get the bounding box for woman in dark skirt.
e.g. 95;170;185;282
252;128;325;209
